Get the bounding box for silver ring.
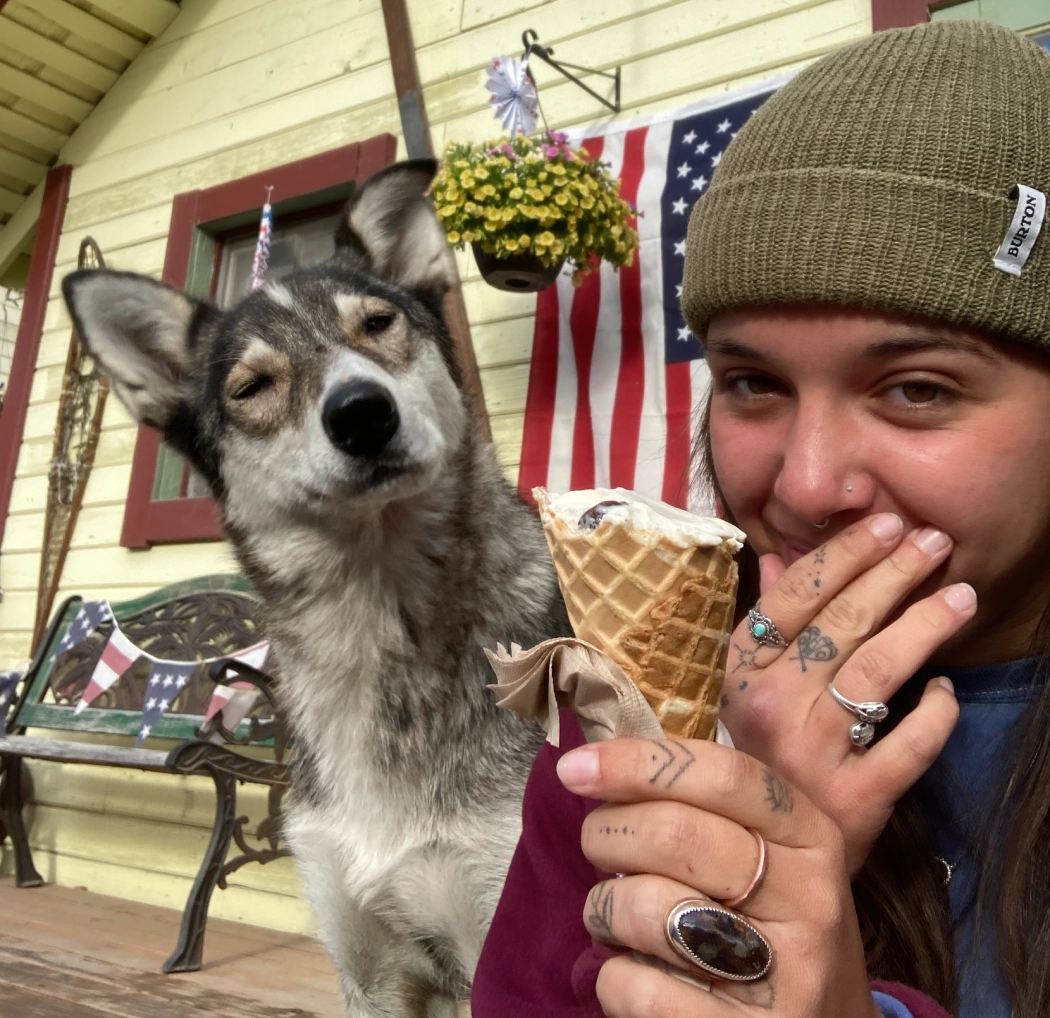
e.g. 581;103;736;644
828;684;889;747
665;900;773;982
747;608;787;648
814;517;829;529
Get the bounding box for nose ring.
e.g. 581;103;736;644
814;518;829;530
845;484;853;492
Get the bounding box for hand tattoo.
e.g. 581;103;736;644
648;740;696;789
763;769;794;813
586;881;618;943
789;625;838;672
813;544;827;565
731;642;759;673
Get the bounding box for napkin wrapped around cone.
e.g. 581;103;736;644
488;488;745;744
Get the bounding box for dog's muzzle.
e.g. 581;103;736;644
323;380;400;458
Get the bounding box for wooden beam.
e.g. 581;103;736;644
0;147;48;188
0;103;70;153
0;164;71;555
0;176;42;276
80;0;180;38
1;19;119;92
0;61;94;123
380;0;492;441
0;186;27;216
18;0;143;62
872;0;930;29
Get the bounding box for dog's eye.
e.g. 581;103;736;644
363;313;394;336
230;375;273;401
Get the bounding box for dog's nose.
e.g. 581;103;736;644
322;380;400;458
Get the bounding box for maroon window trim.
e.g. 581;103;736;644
871;0;929;30
120;133;398;549
0;164;73;553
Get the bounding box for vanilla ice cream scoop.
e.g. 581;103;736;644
535;487;743;740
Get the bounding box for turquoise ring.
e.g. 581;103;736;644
747;608;787;648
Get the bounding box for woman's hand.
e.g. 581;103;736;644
718;514;973;872
558;738;882;1018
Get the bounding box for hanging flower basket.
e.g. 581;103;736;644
431;132;638;293
470;243;563;292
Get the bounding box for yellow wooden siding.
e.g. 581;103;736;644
0;0;870;933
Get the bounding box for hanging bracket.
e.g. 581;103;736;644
522;30;621;114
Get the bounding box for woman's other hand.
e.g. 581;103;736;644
719;514;972;873
558;739;882;1018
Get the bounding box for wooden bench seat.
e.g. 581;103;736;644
0;574;291;975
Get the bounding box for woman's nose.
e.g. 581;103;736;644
772;404;872;524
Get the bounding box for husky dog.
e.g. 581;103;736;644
62;161;570;1017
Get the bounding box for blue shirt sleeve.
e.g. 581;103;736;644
873;990;916;1018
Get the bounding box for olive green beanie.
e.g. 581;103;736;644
682;20;1050;349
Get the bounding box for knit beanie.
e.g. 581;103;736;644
681;20;1050;350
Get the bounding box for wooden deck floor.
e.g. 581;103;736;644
0;879;343;1017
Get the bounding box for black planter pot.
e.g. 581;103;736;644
471;243;564;292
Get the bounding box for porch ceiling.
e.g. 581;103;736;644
0;0;180;276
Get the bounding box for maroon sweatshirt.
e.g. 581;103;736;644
470;710;951;1018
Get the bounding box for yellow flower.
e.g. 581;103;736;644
509;187;524;200
541;184;553;196
474;166;490;180
554;193;569;206
446;231;461;244
527;187;545;202
527;177;538;188
484;220;499;231
464;202;478;214
518;234;531;248
501;207;516;222
506;173;519;185
454;159;470;169
538;171;548;182
486;206;502;221
551;239;565;256
459;172;475;188
503;238;520;252
441;204;457;217
551;164;567;175
482;184;496;196
537;231;556;246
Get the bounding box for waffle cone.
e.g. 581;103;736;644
536;488;738;740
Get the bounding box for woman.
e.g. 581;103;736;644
470;19;1050;1018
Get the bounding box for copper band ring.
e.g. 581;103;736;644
722;828;767;909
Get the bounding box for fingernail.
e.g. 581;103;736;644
869;513;903;540
936;676;955;694
943;582;976;612
915;527;951;554
557;746;600;791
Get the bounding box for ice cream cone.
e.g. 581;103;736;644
535;487;741;740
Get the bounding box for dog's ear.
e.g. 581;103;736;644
62;270;206;430
337;159;458;296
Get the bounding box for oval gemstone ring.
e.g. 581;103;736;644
664;900;773;982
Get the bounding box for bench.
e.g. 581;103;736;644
0;574;291;974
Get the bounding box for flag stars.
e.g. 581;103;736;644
149;676;161;687
671;197;688;215
140;724;151;739
676;162;691;178
146;697;157;710
176;675;188;689
677;325;693;342
691;175;708;192
711;152;722;167
674;240;687;256
676;284;683;298
717;118;732;133
696;141;710;154
162;675;175;687
682;129;697;144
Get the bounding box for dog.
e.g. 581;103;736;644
62;160;571;1017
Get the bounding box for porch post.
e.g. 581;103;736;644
871;0;930;30
0;164;73;552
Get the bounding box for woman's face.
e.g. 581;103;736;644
706;306;1050;663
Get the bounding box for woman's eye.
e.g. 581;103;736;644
898;381;941;404
231;375;273;400
727;374;781;397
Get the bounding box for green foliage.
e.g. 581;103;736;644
431;132;639;284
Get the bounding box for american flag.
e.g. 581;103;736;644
56;599;112;655
517;78;786;508
204;641;270;731
137;661;194;745
0;670;21;733
250;193;274;292
75;626;140;714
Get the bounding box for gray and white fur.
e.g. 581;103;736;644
62;160;571;1017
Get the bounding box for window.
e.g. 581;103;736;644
120;134;397;549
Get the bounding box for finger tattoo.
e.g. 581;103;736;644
789;625;838;672
731;642;759;674
763;769;794;813
648;740;696;789
586;881;618;943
